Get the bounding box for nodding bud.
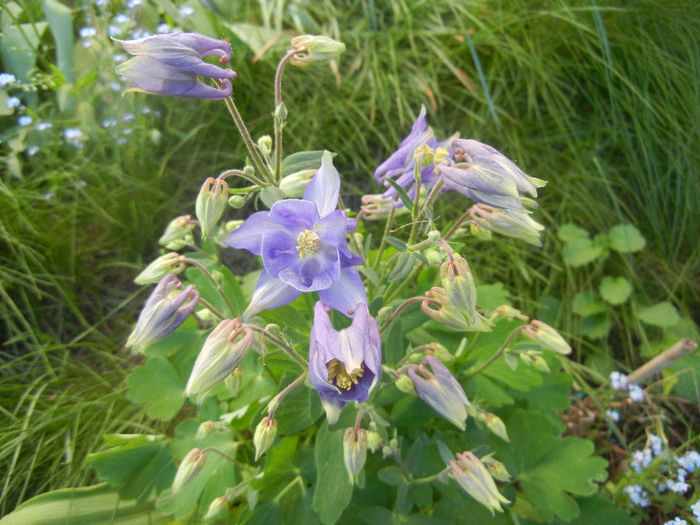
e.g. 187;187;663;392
523;320;571;355
366;429;382;453
134;252;184;285
469;203;545;246
185;319;254;396
395;374;416;394
290;35;346;67
481;454;511;482
172;448;206;493
159;215;195;250
126;275;199;353
469;221;493;241
407;356;470;430
360;193;400;221
228;195;245;209
343;428;368;485
449;451;510;515
257;135;272;155
468;406;510;442
520;351;550;372
196;177;229;239
195;421;227;439
253;417;277;461
279;169;315;198
203;495;228;520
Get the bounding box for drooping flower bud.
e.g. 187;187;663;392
466;407;510;442
228;195;245;209
523;320;571;355
172;448;206;493
158;215;195;250
366;428;382;453
196;177;229;239
469;203;545;246
256;135;272;155
203;495;228;520
469;221;493;241
290;35;346;67
449;451;510;514
126;275;199;353
360;194;398;220
520;351;550;372
395;374;416;394
343;427;368;485
134;252;184;285
253;416;277;461
279;169;315;198
185;319;254;396
195;421;227;439
406;356;470;430
481;454;511;482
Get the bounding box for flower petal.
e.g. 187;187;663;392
225;211;278;255
317;266;367;316
269;199;319;232
303;151;340;218
242;269;301;319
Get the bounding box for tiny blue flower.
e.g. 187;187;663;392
0;72;17;86
156;23;171;34
605;409;620;422
108;24;121;37
6;96;21;109
628;383;645;402
663;518;687;525
102;119;117;128
610;371;628;391
79;27;97;39
114;14;130;24
18;115;33;126
26;145;39;156
179;6;195;17
691;499;700;518
37;122;53;131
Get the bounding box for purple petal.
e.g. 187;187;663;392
269;199;319;232
261;229;298;278
315;209;347;248
278;244;340;291
318;266;367;316
225;211;278;255
303;151;340;218
242;269;301;319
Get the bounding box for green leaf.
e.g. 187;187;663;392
280;150;326;176
496;409;607;522
608;224;646;253
571;291;607;317
387;252;416;282
312;423;353;525
377;466;404;486
599;276;632;305
125;356;186;420
86;435;175;504
226;22;285;55
557;223;589;243
41;0;74;85
550;495;635;525
274;374;323;435
382;319;404;366
636;301;680;327
581;312;612;339
0;17;48;82
383;177;413;211
384;236;407;252
562;237;605;266
0;484;167;525
477;282;511;311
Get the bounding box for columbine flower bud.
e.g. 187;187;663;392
224;367;243;397
523;320;571;355
520;351;550;372
134;252;184;285
427;342;454;362
203;496;228;520
395;374;416;394
469;203;545;246
366;429;382;453
360;194;396;220
290;35;346;67
158;215;195;250
185;319;254;395
195;421;227;439
126;275;199;353
343;428;367;485
172;448;206;493
407;356;470;430
228;195;245;209
469;222;492;241
253;417;277;461
279;169;315;198
484;413;510;442
449;451;510;514
196;177;229;239
490;305;525;321
257;135;272;155
481;454;511;482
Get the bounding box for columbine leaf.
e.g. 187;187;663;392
599;276;632;305
383;177;414;211
562;237;605;266
126;356;186;420
312;423;353;525
608;224;646;253
388;252;416;282
477;282;511;311
86;435;175;504
636;301;680;327
280;150;325;176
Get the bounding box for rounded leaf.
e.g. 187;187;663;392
599;276;632;305
608;224;646;253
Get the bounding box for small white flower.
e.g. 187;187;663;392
108;24;121;37
26;145;39;156
156;23;171;34
628;384;644;402
178;6;195;17
114;14;130;24
79;27;97;39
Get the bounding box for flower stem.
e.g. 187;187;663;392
197;297;226;320
200;447;244;468
464;325;527;379
372;205;395;272
269;371;307;417
218;168;268;187
248;325;308;369
274;50;300;184
219;84;274;184
380;296;432;333
443;208;473;240
180;257;236;316
409;467;450;485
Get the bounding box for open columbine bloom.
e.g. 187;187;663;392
373;105;452;204
226;151;365;318
114;32;236;99
309;301;382;424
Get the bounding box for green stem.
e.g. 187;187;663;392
380;296;433;333
443;208;472;240
218;168;268;187
409;467;450;485
249;325;308;369
372;206;396;272
274;51;300;183
269;371;307;417
219;85;274;184
180;257;236;316
197;297;226;320
419;178;444;219
464;325;527;379
200;447;244;467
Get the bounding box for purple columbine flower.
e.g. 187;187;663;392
114;32;236;99
226;151;366;318
374;105;451;204
407;355;470;430
438;139;546;211
309;301;382;424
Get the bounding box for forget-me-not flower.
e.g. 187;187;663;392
226;151;366;318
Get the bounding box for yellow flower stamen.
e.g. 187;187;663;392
296;229;321;258
327;359;365;390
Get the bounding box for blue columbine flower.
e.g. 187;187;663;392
373;105;451;204
114;32;236;100
309;301;382;424
226;151;366;318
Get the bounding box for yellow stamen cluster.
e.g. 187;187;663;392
296;229;321;258
433;147;450;173
327;359;365;390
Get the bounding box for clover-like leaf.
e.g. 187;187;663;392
562;237;605;266
599;276;632;305
636;301;680;327
557;223;589;243
571;291;606;317
608;224;646;253
126;356;186;420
